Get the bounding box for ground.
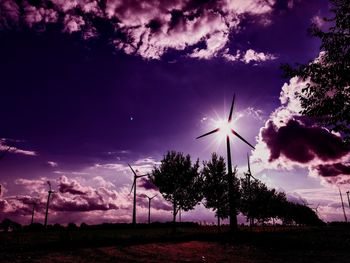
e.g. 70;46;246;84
1;225;349;262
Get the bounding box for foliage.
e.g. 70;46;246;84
282;202;324;226
239;177;275;223
281;0;350;142
201;153;229;221
239;176;323;226
151;151;203;223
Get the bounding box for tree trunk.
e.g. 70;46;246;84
173;200;177;224
172;200;177;233
217;215;221;233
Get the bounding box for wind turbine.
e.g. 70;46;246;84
246;153;258;226
31;201;37;225
197;95;255;232
143;194;157;224
128;164;149;225
346;191;350;208
44;181;55;228
338;187;348;222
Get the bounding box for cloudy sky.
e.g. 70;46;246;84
1;0;349;225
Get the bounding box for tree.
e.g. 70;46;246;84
201;153;230;230
282;202;324;226
282;0;350;142
240;177;287;225
151;151;203;224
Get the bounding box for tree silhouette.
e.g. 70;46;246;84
240;177;289;225
151;151;203;224
201;153;230;230
282;202;324;226
282;0;350;142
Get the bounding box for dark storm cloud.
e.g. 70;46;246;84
0;0;281;59
54;176;121;211
2;176;122;214
138;177;158;191
58;175;88;195
253;76;350;186
314;163;350;178
261;119;349;164
310;163;350;185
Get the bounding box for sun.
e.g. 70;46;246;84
213;118;234;143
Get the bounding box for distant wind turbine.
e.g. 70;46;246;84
197;95;255;232
31;201;37;225
143;194;157;224
44;181;55;228
338;187;348;222
346;191;350;209
128;164;149;225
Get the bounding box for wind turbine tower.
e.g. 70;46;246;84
44;181;54;228
144;194;157;224
197;95;255;232
31;202;36;225
246;153;258;226
128;164;149;225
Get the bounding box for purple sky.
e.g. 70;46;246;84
1;0;349;225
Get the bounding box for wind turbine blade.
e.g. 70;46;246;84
231;129;255;149
250;174;258;181
137;174;148;178
128;164;137;176
228;94;235;122
196;128;220;139
151;194;158;200
129;180;136;195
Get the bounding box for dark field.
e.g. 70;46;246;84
1;225;350;262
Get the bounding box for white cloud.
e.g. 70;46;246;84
0;0;280;60
0;138;37;157
47;161;58;167
251;74;350;186
223;48;277;64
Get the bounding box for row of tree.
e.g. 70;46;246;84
151;151;323;227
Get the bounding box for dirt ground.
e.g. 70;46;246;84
3;240;349;263
1;226;350;262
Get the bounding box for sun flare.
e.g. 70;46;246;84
214;118;234;143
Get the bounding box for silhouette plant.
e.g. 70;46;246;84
282;0;350;142
151;151;203;224
201;153;231;231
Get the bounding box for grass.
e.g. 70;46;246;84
1;225;350;262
